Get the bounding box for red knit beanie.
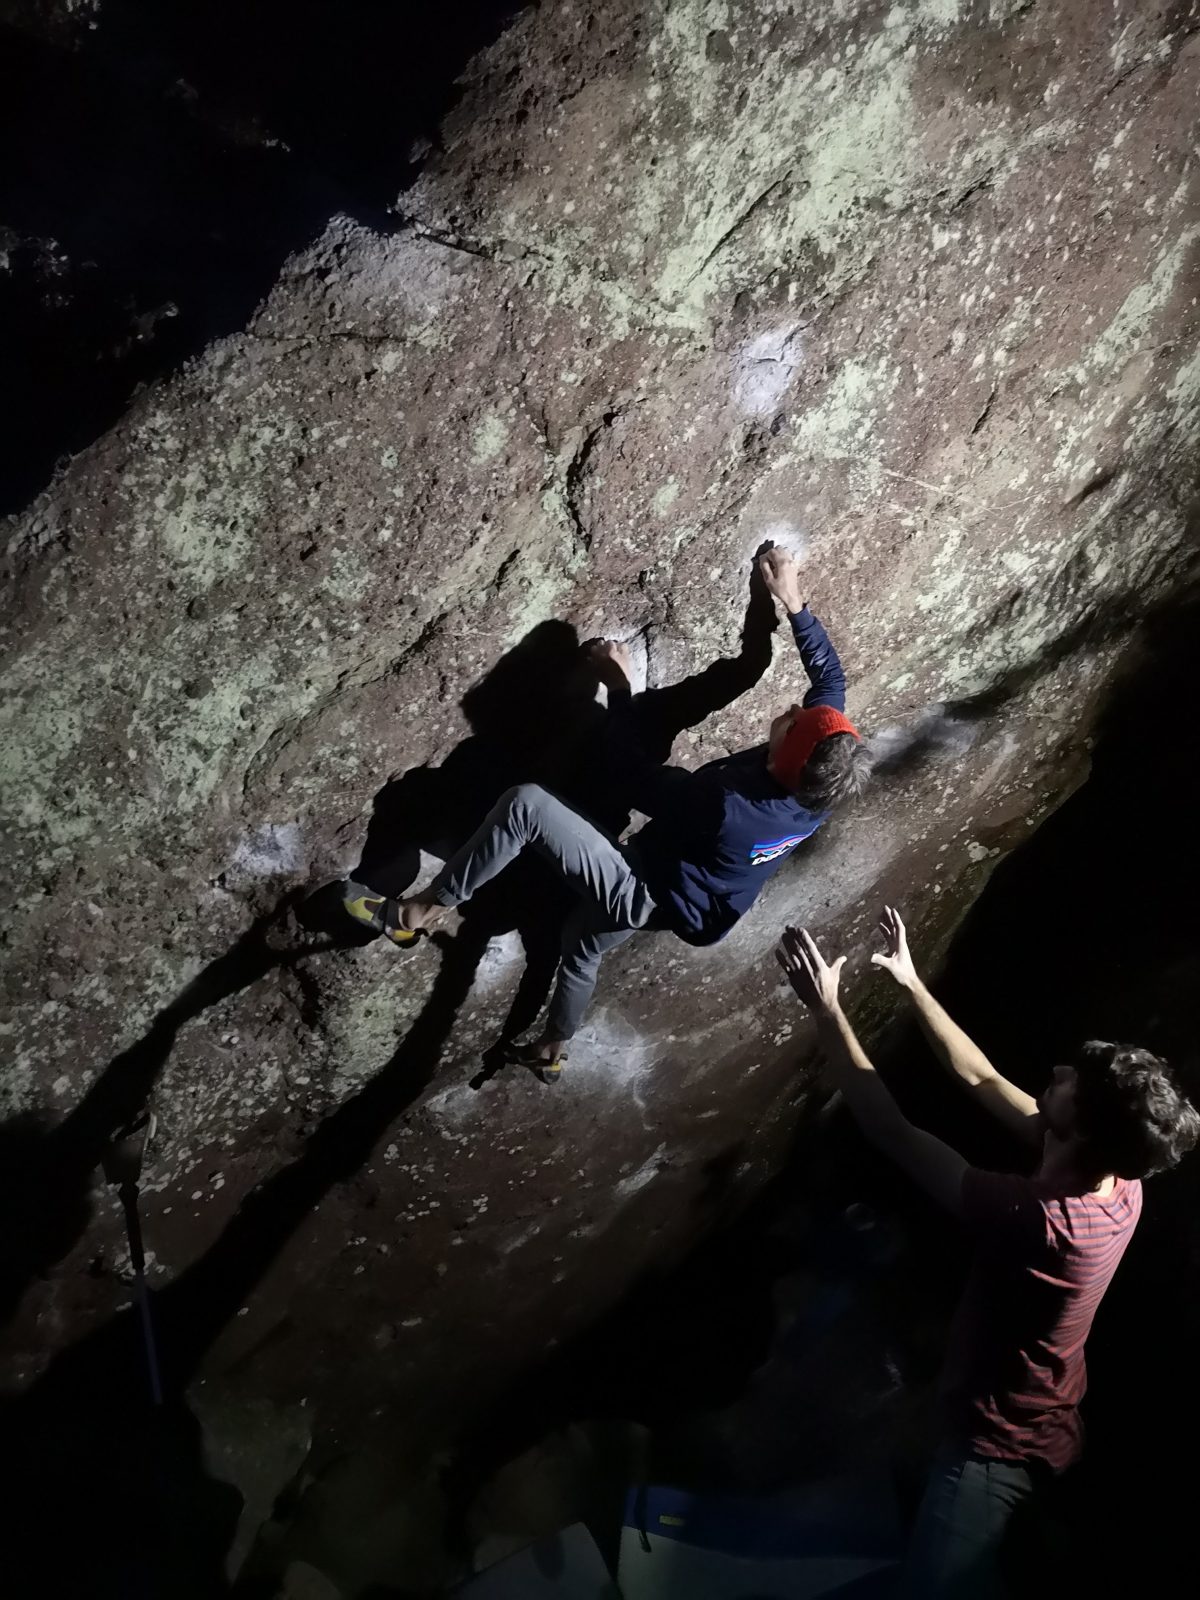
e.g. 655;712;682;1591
770;704;861;793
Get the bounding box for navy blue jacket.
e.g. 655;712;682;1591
626;608;846;946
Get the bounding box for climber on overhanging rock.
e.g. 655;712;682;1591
343;546;868;1082
777;911;1200;1599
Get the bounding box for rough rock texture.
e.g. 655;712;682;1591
2;0;1199;1589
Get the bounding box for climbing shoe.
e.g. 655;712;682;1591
382;914;425;951
340;880;426;951
504;1042;567;1085
341;880;387;935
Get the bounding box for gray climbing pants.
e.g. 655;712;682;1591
429;783;658;1039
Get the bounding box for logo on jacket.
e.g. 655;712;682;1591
750;831;812;866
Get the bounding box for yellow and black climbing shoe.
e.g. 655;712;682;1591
381;898;429;952
341;880;388;936
341;882;426;952
505;1042;567;1085
382;916;424;951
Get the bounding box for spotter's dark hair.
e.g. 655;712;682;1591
1072;1041;1200;1178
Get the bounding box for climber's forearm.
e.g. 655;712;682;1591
790;608;847;711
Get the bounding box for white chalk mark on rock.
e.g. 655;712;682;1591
733;325;804;416
499;1221;543;1255
614;1142;668;1200
866;704;980;771
229;822;303;881
754;519;811;567
474;930;526;993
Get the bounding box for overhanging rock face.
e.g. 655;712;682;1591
2;0;1198;1442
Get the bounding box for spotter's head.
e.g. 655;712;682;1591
1040;1043;1200;1180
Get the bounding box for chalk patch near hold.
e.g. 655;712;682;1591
499;1221;542;1255
866;705;979;773
564;1010;664;1130
229;823;303;881
567;1012;661;1087
754;519;811;566
614;1142;668;1200
734;326;803;416
474;930;526;993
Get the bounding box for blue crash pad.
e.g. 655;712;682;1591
618;1472;901;1598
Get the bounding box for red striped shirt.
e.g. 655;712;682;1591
941;1169;1142;1471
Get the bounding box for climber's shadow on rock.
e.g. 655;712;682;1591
298;618;600;1081
1;571;779;1596
0;574;777;1332
0;551;771;1340
305;556;780;1084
